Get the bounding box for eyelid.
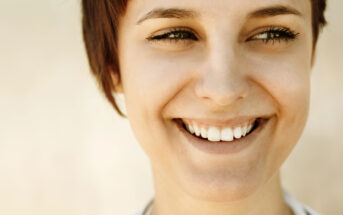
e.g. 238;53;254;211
146;26;199;40
145;25;299;47
246;26;299;41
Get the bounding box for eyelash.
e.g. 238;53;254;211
146;27;299;44
147;27;199;43
248;27;300;44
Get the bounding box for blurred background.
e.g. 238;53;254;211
0;0;342;214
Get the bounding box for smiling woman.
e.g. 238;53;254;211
82;0;327;215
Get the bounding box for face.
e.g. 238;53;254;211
116;0;313;201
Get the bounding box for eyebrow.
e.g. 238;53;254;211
247;5;302;19
136;5;302;25
136;8;199;25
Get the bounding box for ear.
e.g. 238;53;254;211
109;66;123;94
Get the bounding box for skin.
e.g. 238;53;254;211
113;0;313;214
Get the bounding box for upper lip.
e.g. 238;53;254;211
176;115;272;128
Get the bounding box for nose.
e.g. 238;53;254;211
194;45;248;108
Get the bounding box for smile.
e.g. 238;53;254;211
174;116;271;154
181;118;257;142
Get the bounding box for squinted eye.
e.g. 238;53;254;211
248;27;300;44
146;26;299;47
147;27;198;43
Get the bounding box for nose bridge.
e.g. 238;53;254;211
209;38;236;76
195;37;248;107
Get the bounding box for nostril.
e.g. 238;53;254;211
196;95;243;108
215;95;245;106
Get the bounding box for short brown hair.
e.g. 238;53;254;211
82;0;327;117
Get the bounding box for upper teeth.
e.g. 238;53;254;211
184;121;254;142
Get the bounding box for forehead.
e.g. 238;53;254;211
125;0;311;23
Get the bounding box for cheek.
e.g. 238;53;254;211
118;46;199;155
247;42;312;120
256;61;310;118
120;45;202;116
250;53;311;175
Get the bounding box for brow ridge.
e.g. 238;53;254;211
137;8;198;25
248;5;302;18
137;5;302;25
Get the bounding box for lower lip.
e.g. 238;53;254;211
174;118;270;155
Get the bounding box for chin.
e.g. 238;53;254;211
176;163;269;202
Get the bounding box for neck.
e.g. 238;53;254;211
150;170;293;215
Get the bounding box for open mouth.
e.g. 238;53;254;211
173;115;272;154
174;118;263;143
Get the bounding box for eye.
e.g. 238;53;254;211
146;27;199;43
247;27;300;44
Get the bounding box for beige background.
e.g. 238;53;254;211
0;0;342;214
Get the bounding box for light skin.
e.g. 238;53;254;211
113;0;314;214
